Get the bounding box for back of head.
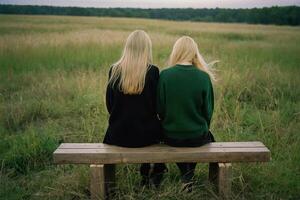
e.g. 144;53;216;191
109;30;152;94
169;36;216;81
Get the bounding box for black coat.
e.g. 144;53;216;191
103;65;162;147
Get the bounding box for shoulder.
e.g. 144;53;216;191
186;66;210;81
200;71;212;85
160;65;176;77
147;64;160;78
148;64;159;73
196;70;213;89
197;69;210;79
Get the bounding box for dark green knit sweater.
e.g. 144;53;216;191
157;64;214;139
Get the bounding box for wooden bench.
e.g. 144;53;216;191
53;141;270;200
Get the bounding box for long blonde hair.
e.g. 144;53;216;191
109;30;152;94
169;36;216;81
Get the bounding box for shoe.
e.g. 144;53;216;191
150;173;163;188
140;176;150;188
180;172;194;193
149;166;168;188
181;181;193;193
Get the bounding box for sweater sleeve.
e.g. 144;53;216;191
157;73;165;120
106;67;113;114
203;77;214;128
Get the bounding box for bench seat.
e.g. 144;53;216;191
53;141;270;164
53;141;271;200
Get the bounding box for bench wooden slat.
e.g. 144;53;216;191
58;141;266;149
54;151;270;164
54;147;269;154
54;143;270;164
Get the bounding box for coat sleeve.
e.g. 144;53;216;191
106;67;114;114
203;77;214;128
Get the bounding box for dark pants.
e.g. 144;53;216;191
140;163;167;185
164;131;215;182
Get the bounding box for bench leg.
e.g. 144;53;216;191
104;164;116;199
209;162;232;200
90;164;105;200
90;164;116;200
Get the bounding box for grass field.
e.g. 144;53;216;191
0;14;300;200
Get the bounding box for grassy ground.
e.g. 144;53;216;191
0;14;299;200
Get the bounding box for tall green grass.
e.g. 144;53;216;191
0;15;299;199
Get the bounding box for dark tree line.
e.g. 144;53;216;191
0;4;299;26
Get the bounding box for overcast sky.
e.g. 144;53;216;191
1;0;300;8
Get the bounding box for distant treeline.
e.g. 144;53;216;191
0;4;300;26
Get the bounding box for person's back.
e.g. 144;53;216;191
158;64;213;140
105;64;161;147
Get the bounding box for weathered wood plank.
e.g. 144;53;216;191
218;163;232;200
58;142;266;149
54;147;269;154
54;147;270;164
90;165;105;200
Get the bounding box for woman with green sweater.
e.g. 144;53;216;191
157;36;215;190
